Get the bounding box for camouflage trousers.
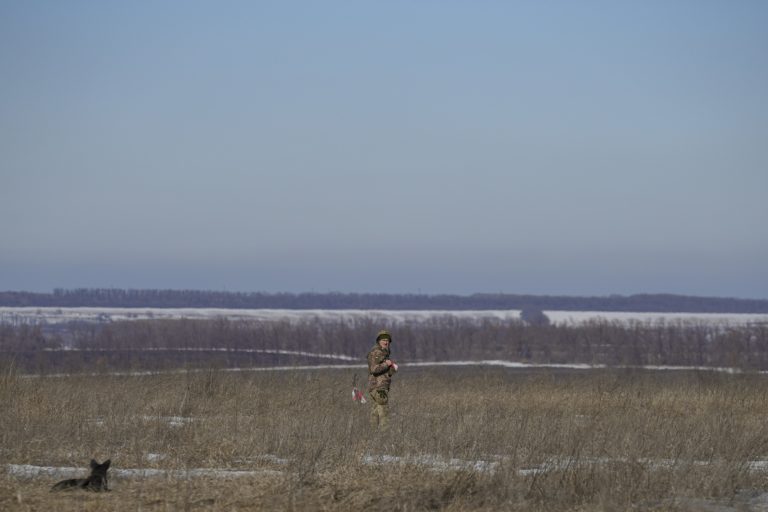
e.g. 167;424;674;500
369;388;389;430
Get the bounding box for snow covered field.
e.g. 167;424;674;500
1;306;766;326
544;310;768;325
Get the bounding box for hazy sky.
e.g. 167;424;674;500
1;1;766;298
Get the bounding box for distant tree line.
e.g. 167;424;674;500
2;316;768;373
0;288;766;313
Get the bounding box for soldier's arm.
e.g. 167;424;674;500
368;351;390;375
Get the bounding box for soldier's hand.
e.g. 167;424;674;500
385;359;393;367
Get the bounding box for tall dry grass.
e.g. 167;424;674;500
3;364;768;510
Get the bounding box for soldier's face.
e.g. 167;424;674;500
378;338;390;350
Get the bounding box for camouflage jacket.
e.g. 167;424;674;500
367;344;396;392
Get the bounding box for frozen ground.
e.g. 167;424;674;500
1;306;766;326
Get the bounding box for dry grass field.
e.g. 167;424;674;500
3;363;768;511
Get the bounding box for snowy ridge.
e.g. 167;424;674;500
2;307;766;326
544;310;768;326
0;307;523;325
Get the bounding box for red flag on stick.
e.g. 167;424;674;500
352;374;367;404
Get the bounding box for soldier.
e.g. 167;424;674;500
367;329;397;430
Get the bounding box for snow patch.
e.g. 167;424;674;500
139;416;194;427
362;454;498;473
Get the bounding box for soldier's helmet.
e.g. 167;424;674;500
376;330;392;343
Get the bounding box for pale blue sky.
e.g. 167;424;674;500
1;1;766;298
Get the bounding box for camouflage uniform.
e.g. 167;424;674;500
367;341;397;429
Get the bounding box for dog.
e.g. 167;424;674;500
51;459;111;492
